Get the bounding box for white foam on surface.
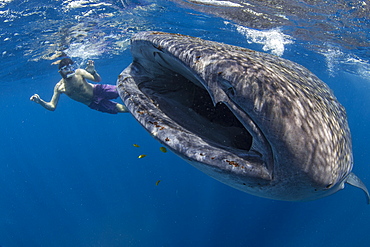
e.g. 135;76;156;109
64;41;106;61
62;0;112;11
0;0;13;8
344;57;370;79
189;0;243;7
231;23;294;56
320;45;370;78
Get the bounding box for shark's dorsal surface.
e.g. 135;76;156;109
117;31;369;203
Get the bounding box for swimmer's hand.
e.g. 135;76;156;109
85;60;96;74
30;94;41;104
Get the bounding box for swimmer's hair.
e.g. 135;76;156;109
58;58;74;69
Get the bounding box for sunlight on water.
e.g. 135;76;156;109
1;0;369;81
63;33;130;61
58;0;155;60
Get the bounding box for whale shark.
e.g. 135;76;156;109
117;31;369;203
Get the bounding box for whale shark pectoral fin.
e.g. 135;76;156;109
346;172;370;204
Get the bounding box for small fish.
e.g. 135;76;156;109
159;147;167;153
133;144;140;147
155;180;161;186
138;154;147;159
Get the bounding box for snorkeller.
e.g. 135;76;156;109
30;58;128;114
58;58;78;79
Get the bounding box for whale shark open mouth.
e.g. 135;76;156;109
138;63;253;154
117;32;273;187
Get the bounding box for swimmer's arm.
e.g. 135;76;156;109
79;68;101;83
81;60;101;83
30;81;63;111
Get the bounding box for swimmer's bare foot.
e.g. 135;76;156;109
116;103;129;113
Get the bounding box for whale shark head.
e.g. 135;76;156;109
117;31;369;203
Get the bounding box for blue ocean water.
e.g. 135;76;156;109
1;0;370;246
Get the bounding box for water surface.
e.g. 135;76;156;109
0;0;369;246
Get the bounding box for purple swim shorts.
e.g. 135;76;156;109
88;84;119;114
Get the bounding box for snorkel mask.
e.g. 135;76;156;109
59;63;78;79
